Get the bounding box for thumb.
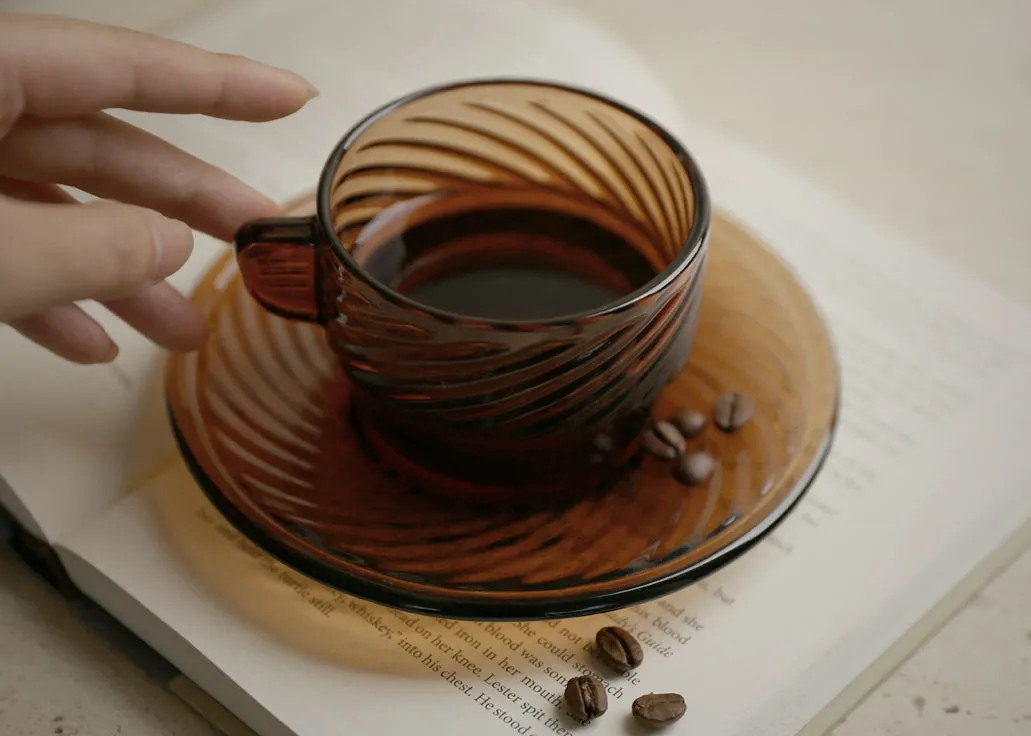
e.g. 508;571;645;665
0;196;193;321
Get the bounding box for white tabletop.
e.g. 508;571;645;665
1;0;1029;734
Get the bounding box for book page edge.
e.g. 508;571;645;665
0;475;46;540
53;542;295;736
798;513;1031;735
170;675;259;736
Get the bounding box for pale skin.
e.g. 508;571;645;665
0;13;319;363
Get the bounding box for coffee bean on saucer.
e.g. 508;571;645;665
673;451;716;486
672;409;706;439
565;676;608;721
712;392;754;433
632;693;686;727
595;626;644;672
642;421;686;459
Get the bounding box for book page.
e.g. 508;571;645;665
0;235;225;542
57;125;1031;736
0;0;686;542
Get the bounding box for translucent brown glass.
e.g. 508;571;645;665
166;200;839;620
235;80;710;500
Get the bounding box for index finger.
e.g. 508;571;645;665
0;13;318;123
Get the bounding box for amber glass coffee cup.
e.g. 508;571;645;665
234;79;711;502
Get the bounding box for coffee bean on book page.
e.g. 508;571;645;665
673;451;716;486
565;676;608;721
712;392;754;432
642;421;686;459
595;626;644;672
632;693;687;727
672;409;706;438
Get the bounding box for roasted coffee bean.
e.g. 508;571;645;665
673;451;716;486
565;676;608;721
595;626;644;672
642;421;686;459
672;409;706;439
632;693;687;727
712;392;754;432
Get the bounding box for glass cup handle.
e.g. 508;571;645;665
234;216;327;323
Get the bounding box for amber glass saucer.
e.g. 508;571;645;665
166;195;838;620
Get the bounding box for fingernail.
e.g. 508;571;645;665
278;67;319;99
221;53;319;99
146;214;194;281
99;342;120;363
266;63;319;99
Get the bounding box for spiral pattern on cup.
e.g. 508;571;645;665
329;83;697;259
311;83;710;486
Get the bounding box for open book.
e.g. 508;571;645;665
3;2;1031;735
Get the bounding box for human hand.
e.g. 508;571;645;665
0;13;318;363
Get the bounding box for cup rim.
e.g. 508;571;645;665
315;77;711;328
